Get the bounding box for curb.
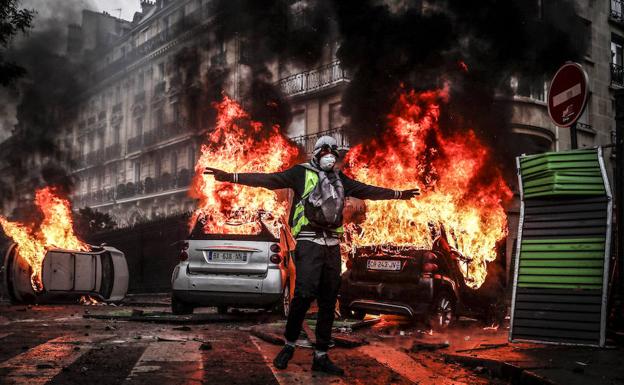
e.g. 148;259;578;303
443;353;557;385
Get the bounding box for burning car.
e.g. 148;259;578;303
2;242;129;304
338;232;505;329
170;214;294;316
0;187;129;304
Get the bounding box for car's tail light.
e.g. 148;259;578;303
178;242;189;261
270;254;282;264
270;244;281;253
423;262;438;272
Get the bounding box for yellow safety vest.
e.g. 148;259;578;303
291;169;345;237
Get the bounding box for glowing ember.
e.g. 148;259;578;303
344;86;512;288
0;187;89;290
190;95;299;235
79;295;103;305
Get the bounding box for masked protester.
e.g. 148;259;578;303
204;136;419;376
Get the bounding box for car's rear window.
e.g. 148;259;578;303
188;220;279;242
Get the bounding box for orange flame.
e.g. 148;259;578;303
0;187;89;290
190;95;300;235
344;86;512;288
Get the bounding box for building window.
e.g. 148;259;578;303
287;109;306;138
158;62;165;80
137;72;144;91
135;117;143;137
153;108;164;129
113;124;121;144
611;38;624;87
511;76;546;102
329;103;346;130
134;161;141;183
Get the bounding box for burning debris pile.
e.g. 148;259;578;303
344;86;512;288
189;95;300;236
0;186;89;290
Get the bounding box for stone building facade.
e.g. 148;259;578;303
0;1;618;283
62;0;349;227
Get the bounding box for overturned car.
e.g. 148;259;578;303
2;242;129;304
339;234;505;329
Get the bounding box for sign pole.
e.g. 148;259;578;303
570;122;578;149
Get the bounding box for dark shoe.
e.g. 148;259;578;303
312;354;344;376
273;345;295;370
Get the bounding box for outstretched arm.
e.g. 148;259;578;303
204;166;300;191
341;173;420;200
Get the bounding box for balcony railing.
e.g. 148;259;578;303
278;61;350;97
127;121;189;153
94;6;217;82
127;135;142;153
611;0;624;22
611;63;624;87
86;149;105;166
105;143;122;159
290;126;350;154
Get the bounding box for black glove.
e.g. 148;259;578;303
204;167;232;182
399;188;420;200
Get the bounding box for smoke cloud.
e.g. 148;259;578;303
329;0;587;175
1;0;97;203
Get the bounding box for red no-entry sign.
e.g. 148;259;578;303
548;62;589;128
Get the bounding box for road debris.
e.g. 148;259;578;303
407;341;450;352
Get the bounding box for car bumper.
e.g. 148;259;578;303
172;289;281;307
171;263;284;307
339;271;434;316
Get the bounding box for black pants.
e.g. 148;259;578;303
284;240;341;352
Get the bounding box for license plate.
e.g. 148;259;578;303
367;259;401;271
209;251;248;263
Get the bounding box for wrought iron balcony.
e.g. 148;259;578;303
611;63;624;88
289;126;350;155
278;61;350;97
86;150;105;166
105;143;122;159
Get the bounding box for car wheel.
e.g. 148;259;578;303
217;306;228;314
429;292;455;330
171;294;194;315
272;283;291;318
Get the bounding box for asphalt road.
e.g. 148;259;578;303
0;302;507;385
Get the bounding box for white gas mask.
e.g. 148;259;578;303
319;154;337;171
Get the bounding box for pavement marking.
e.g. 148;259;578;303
125;338;204;383
357;341;470;385
0;335;92;385
250;336;348;385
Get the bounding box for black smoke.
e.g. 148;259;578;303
0;1;96;210
207;0;333;129
329;0;587;174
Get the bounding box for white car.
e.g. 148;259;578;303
2;243;129;303
171;218;294;316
